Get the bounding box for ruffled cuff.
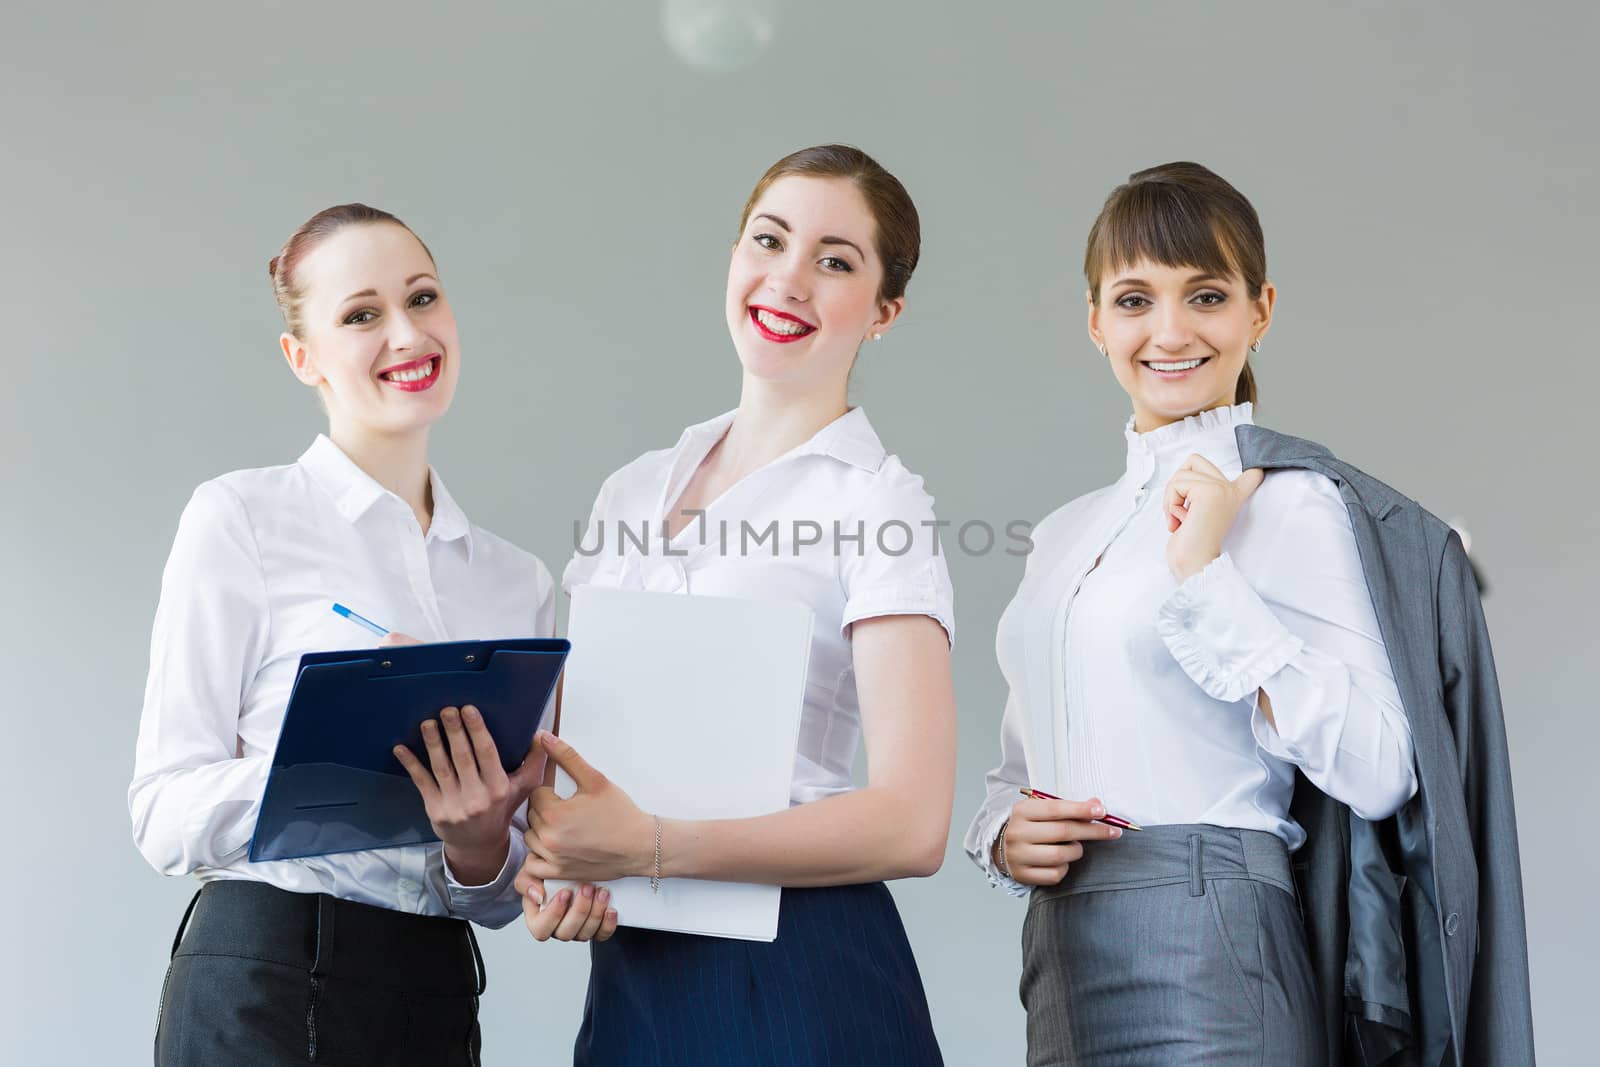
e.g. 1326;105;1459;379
1158;553;1304;704
976;809;1030;898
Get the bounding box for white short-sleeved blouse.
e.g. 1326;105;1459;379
564;407;955;807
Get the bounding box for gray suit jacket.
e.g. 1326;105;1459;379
1237;426;1535;1065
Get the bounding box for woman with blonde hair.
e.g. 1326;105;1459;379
131;205;612;1064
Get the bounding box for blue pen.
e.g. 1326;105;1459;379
331;603;389;637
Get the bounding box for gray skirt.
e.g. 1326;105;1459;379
1021;823;1325;1066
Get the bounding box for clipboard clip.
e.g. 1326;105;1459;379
383;652;477;668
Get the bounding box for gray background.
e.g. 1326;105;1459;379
5;1;1595;1062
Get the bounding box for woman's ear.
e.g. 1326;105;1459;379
868;295;906;340
1086;289;1104;352
281;332;322;386
1252;280;1277;342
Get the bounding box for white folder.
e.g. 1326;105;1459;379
550;586;814;941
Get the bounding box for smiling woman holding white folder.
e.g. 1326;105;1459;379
516;145;958;1066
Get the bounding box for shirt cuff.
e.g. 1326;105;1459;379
839;598;955;650
1157;553;1304;705
443;830;526;905
976;809;1030;898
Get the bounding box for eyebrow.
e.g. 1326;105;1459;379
752;213;866;259
337;273;437;306
1110;272;1226;290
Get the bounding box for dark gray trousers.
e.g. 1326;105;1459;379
154;880;485;1066
1022;824;1325;1066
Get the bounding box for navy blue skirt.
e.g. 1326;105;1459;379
575;882;943;1066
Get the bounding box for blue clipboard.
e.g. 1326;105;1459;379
249;637;569;863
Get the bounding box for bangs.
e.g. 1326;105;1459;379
1085;180;1253;295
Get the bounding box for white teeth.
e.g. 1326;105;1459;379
1147;358;1205;372
382;358;437;383
755;309;812;336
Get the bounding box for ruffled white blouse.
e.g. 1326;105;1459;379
966;403;1418;894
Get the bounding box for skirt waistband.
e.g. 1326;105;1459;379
173;879;484;996
1033;823;1295;901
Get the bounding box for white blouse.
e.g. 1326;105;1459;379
563;407;955;807
129;435;555;927
965;403;1418;895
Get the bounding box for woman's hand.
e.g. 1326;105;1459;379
393;705;547;886
522;733;655;884
994;795;1121;887
513;862;620;943
1163;455;1265;582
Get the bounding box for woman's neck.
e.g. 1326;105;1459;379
329;423;435;533
721;376;849;476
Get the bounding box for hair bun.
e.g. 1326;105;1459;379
268;204;416;334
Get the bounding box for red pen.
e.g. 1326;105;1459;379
1020;788;1143;832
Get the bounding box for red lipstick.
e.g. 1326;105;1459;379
749;305;817;344
376;354;443;392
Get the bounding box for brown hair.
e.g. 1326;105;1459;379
267;204;433;337
736;144;921;303
1084;162;1266;405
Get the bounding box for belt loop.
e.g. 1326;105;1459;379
170;888;204;960
1240;829;1266;883
310;894;337;977
1188;834;1204;896
465;922;487;996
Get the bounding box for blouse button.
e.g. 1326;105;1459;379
1445;911;1460;936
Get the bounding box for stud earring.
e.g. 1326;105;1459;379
871;332;882;341
1097;341;1107;356
1250;338;1262;353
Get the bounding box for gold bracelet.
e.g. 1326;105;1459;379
996;820;1012;878
650;815;662;893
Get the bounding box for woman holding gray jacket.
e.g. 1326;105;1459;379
966;162;1420;1064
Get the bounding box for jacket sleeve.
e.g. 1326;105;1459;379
1436;532;1537;1063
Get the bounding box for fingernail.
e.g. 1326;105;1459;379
1110;827;1122;839
1091;804;1105;817
606;909;618;921
581;884;593;899
463;706;480;722
529;887;543;906
598;889;610;904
